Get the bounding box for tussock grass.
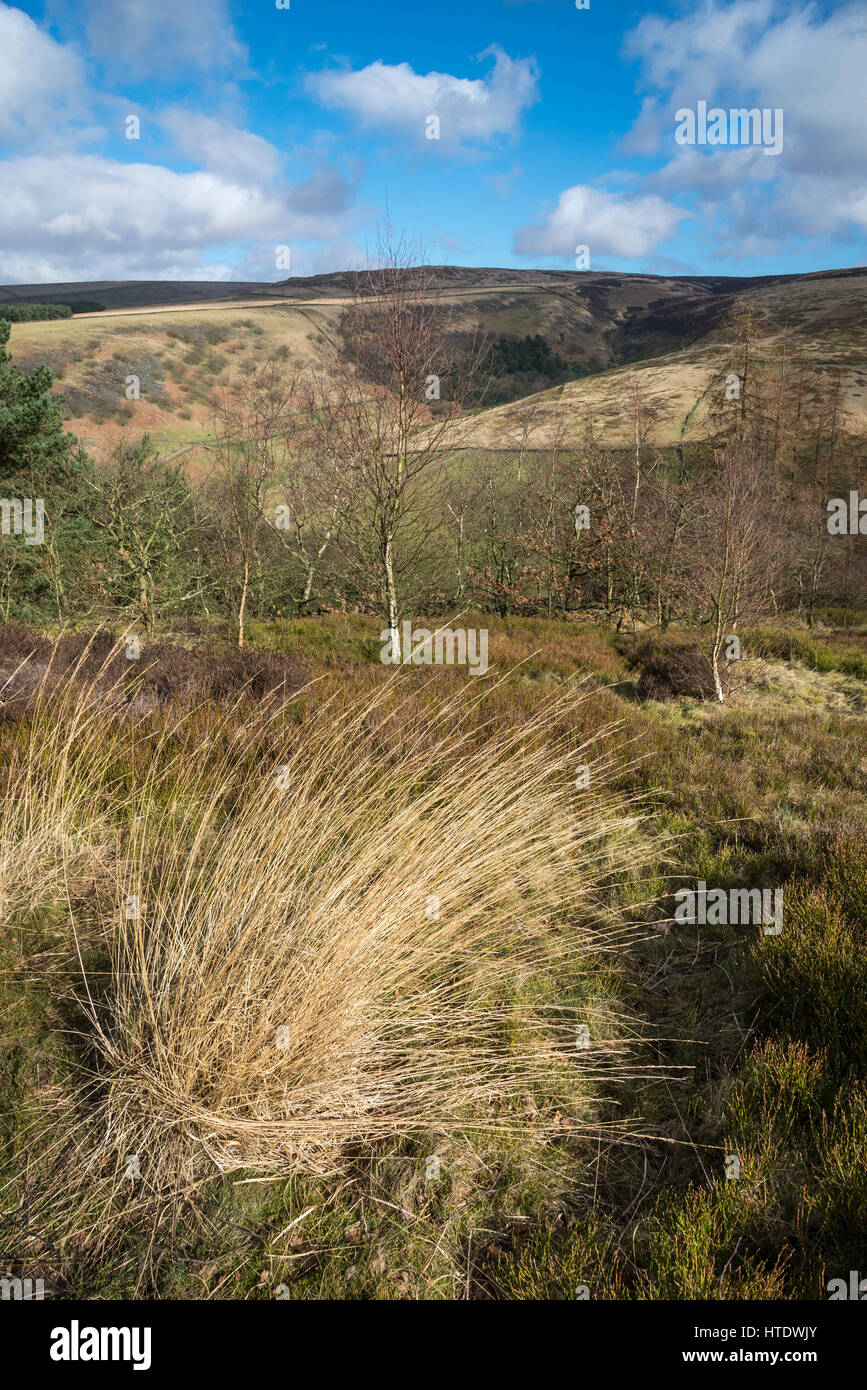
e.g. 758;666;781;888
0;637;652;1270
90;675;646;1186
0;638;127;923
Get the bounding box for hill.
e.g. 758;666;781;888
2;264;865;455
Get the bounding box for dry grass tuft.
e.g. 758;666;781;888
91;673;646;1185
0;636;128;922
3;639;651;1212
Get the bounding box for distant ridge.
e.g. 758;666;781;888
2;264;865;313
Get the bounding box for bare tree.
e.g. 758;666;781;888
206;358;307;647
88;437;193;634
646;447;693;628
683;444;775;702
268;442;343;615
309;226;489;653
617;379;660;628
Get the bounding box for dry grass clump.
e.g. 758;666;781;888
0;638;129;922
1;634;650;1205
88;674;644;1186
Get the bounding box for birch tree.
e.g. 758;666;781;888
310;227;488;655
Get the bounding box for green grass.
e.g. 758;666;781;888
747;624;867;680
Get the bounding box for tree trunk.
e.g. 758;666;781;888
711;636;726;703
383;533;399;660
298;562;314;615
139;569;155;636
238;556;250;649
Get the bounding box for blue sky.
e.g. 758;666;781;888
1;0;865;282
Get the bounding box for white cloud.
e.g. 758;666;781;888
0;4;367;282
624;0;777;100
0;154;358;281
625;0;867;173
159;110;284;185
0;3;85;145
514;184;690;260
58;0;246;75
622;0;867;246
306;45;538;149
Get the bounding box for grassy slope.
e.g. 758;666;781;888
0;613;864;1299
7;301;342;463
445;268;867;450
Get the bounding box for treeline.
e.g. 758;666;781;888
0;303;73;322
54;298;106;314
0;300;105;321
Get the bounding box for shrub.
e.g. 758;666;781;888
0;626;309;716
633;637;731;702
